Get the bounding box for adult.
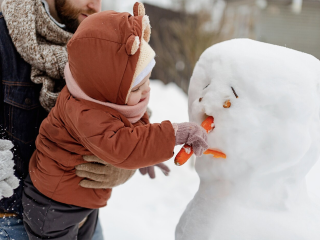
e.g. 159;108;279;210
0;0;170;239
0;0;104;239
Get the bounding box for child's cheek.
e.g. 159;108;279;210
127;92;141;106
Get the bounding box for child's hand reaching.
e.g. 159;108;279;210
173;122;208;156
139;163;170;179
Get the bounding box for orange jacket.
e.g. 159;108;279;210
29;87;175;209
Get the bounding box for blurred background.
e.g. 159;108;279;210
1;0;318;92
103;0;320;93
0;1;319;239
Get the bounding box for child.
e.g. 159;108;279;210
22;3;208;240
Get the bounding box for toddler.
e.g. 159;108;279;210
22;3;208;239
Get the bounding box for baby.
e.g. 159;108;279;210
22;3;208;240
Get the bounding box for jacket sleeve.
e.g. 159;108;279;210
67;107;175;169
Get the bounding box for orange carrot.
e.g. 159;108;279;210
175;116;225;166
204;149;226;159
201;116;215;133
174;144;193;166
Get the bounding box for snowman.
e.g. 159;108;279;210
175;39;320;240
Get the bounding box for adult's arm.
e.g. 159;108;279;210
0;17;19;199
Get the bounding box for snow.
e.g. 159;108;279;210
176;39;320;239
100;39;320;240
183;146;192;155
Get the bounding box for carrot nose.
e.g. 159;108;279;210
201;117;226;159
201;116;215;133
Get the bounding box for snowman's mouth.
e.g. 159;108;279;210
201;116;227;159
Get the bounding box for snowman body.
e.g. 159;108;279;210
176;39;320;240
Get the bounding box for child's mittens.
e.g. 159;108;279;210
139;163;170;179
75;155;136;189
0;139;19;199
172;122;208;156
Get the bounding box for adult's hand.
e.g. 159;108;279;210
0;139;19;199
75;155;136;189
139;163;170;179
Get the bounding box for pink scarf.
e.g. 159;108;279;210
64;63;149;123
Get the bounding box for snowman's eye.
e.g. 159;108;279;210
231;87;238;98
204;84;210;89
223;100;231;108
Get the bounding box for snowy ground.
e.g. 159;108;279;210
100;80;320;240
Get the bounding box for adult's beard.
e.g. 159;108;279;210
55;0;96;33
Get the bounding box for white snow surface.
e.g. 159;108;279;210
176;39;320;240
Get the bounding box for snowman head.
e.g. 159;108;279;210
189;39;320;182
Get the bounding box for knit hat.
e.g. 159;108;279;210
132;58;156;89
67;2;155;105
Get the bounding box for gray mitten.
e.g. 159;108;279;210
0;139;19;199
173;122;208;156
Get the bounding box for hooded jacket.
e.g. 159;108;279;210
29;6;176;208
29;87;175;208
